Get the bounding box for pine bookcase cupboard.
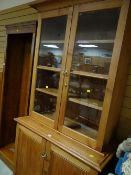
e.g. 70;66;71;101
14;0;131;174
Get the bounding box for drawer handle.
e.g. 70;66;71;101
41;153;47;159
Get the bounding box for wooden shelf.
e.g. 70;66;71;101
41;39;114;44
41;40;64;44
71;70;108;80
36;88;58;97
68;97;103;110
37;65;61;72
76;39;114;44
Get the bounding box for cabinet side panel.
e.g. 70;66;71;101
104;0;131;145
96;0;131;150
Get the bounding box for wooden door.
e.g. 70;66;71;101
30;7;73;129
58;0;125;151
47;145;97;175
0;33;35;146
14;125;45;175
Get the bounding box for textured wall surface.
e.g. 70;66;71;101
117;65;131;141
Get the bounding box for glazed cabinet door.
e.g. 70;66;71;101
14;125;45;175
58;1;121;149
30;7;73;128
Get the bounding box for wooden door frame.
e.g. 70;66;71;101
0;21;37;146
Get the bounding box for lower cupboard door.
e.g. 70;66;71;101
15;126;45;175
47;146;98;175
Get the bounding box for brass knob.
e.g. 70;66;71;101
63;70;68;76
64;83;68;87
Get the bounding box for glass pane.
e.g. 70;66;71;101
34;91;56;120
36;69;60;89
71;8;120;74
65;75;106;138
64;102;100;139
64;8;120;138
34;15;67;120
68;75;106;101
38;16;67;68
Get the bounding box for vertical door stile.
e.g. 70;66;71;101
30;15;42;114
54;7;74;129
58;6;79;131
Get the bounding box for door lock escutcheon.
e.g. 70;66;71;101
41;153;47;159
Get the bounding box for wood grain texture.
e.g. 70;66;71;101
0;33;34;147
0;143;15;170
33;0;102;12
18;33;34;117
78;0;122;12
0;5;38;25
48;151;91;175
0;34;26;146
58;5;79;133
0;25;6;71
29;16;42;114
14;125;45;175
0;71;3;114
96;0;131;150
15;116;114;173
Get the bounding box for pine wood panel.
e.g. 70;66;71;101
0;26;8;71
0;31;6;36
117;116;131;141
123;97;131;108
18;34;35;117
125;86;131;97
29;16;42;114
0;52;5;58
0;47;6;52
33;0;103;12
120;107;131;119
97;0;131;150
0;5;38;26
58;5;79;133
0;36;7;42
0;71;3;128
49;145;98;175
15;117;112;173
0;13;38;25
128;65;131;74
0;5;30;15
48;151;92;175
127;75;131;85
0;8;37;21
14;125;45;175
